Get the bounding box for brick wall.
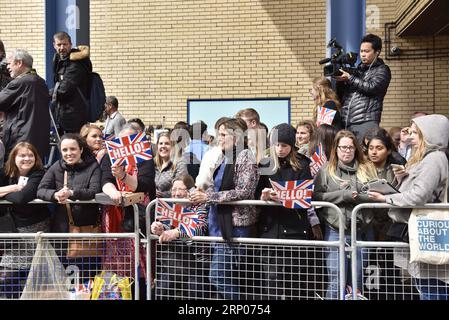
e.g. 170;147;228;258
90;0;327;128
367;0;449;128
0;0;45;77
1;0;448;131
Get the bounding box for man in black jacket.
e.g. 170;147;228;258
52;31;92;134
336;34;391;142
0;49;50;162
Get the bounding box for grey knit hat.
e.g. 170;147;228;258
271;123;297;149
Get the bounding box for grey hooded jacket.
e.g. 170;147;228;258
385;114;449;223
313;160;376;230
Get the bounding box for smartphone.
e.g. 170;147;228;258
18;176;29;186
391;164;405;170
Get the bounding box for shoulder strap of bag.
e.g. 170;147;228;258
64;171;75;226
444;173;448;203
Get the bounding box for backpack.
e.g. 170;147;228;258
77;72;106;122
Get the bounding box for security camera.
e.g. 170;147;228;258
390;46;400;55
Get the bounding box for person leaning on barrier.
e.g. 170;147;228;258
150;174;210;299
368;114;449;300
100;124;156;231
313;130;378;299
364;127;402;241
37;133;101;233
190;118;259;300
256;123;322;299
80;123;106;164
0;142;50;299
0;49;50;162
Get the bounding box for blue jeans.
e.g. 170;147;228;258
414;278;449;300
209;226;253;300
324;224;373;299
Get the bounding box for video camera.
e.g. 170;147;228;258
319;38;358;77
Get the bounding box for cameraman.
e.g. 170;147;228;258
335;34;391;142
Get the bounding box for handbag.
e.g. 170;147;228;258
408;177;449;265
64;171;103;258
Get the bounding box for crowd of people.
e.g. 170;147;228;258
0;31;448;301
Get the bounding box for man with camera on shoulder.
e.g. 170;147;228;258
335;34;391;142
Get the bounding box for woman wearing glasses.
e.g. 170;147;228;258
313;130;377;299
150;174;209;299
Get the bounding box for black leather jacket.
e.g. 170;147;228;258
339;58;391;127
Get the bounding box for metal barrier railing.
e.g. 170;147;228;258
350;203;449;300
0;198;141;300
145;199;346;300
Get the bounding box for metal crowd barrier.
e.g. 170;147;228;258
0;198;140;300
145;199;346;300
350;203;449;300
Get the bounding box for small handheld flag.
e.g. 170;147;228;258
105;132;152;166
316;106;337;126
269;179;314;209
309;143;327;177
155;200;199;238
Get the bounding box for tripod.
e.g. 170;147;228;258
46;103;61;168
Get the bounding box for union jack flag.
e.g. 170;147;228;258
309;143;327;178
104;133;115;141
105;132;152;166
155;200;199;238
269;179;314;209
316;106;337;126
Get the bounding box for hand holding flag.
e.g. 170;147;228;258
316;106;337;126
269;179;314;209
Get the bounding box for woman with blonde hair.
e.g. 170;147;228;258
154;131;187;198
310;77;342;130
369;114;449;300
80;123;106;163
313;130;377;299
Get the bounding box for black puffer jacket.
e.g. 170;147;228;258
0;169;49;228
339;58;391;127
53;46;92;133
37;152;101;232
256;154;312;239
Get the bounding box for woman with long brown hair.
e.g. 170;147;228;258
0;142;49;298
310;77;342;130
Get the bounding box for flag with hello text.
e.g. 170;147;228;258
155;200;199;238
316;106;337;126
269;179;314;209
104;133;115;141
309;143;327;178
105;132;152;166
